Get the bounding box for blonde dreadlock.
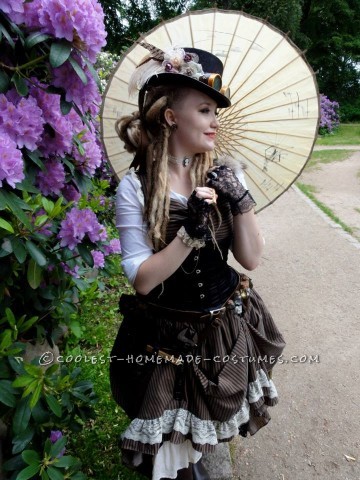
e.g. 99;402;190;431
116;86;216;251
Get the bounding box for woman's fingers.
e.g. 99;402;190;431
194;187;217;203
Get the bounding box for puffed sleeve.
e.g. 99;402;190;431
115;169;153;285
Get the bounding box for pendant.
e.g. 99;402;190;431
183;157;190;167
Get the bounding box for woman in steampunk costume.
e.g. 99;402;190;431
110;42;286;480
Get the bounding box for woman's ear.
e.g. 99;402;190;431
164;108;176;128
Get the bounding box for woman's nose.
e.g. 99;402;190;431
211;115;220;129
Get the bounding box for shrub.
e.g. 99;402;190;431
0;1;121;478
319;94;340;135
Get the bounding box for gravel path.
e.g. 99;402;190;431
228;151;360;480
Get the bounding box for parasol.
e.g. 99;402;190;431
100;8;319;212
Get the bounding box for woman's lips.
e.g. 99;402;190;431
205;133;216;139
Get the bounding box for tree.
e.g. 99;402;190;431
99;0;192;54
300;0;360;120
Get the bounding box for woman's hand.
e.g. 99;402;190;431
184;187;216;240
206;165;256;215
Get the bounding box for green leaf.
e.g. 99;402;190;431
5;307;16;327
25;150;45;170
25;240;47;266
54;455;79;468
11;237;27;263
2;453;26;472
60;97;72;115
45;394;62;417
46;466;64;480
25;32;51;49
0;379;18;407
0;69;10;93
50;436;67;459
0;329;12;351
41;197;55;214
12;375;34;388
22;449;40;466
0;218;14;233
29;381;42;409
50;40;72;68
12;73;29;97
20;316;39;333
0;24;15;49
81;55;100;88
1;191;32;228
15;178;40;193
70;473;86;480
77;243;94;267
27;259;42;289
15;463;40;480
68;57;88;85
13;397;31;434
41;471;50;480
68;320;82;338
12;429;35;455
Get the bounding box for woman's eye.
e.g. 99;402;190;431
200;108;210;113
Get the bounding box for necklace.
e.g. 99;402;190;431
168;154;192;168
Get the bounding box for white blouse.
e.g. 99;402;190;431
115;167;248;285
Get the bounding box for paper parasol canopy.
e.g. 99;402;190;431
100;9;319;212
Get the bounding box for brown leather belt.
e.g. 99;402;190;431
139;299;227;323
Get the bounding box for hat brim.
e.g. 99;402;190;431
143;73;231;108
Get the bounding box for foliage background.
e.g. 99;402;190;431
99;0;360;121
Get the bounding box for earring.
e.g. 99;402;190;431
170;123;177;131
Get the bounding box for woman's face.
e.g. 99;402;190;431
166;89;220;156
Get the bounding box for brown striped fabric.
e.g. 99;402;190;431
110;195;286;459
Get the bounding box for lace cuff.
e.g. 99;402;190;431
177;226;206;249
231;190;256;216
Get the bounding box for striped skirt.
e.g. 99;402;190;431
110;281;286;462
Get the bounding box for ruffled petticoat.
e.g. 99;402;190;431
110;288;285;480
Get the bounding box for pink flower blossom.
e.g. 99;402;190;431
58;207;107;250
0;134;25;188
36;159;66;196
91;250;105;268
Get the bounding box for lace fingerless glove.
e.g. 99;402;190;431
177;191;212;249
207;165;256;216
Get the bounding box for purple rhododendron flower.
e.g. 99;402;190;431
0;134;25;188
49;430;65;458
103;238;121;256
0;92;44;151
36;159;66;196
30;86;78;157
0;0;24;14
17;0;106;62
319;94;340;134
72;131;102;176
62;184;81;202
91;250;105;268
33;209;53;236
52;59;101;114
60;262;80;278
58;207;107;250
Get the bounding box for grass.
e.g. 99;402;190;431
296;182;354;235
306;149;355;169
66;262;144;480
316;123;360;145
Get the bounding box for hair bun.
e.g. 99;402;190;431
115;111;144;153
